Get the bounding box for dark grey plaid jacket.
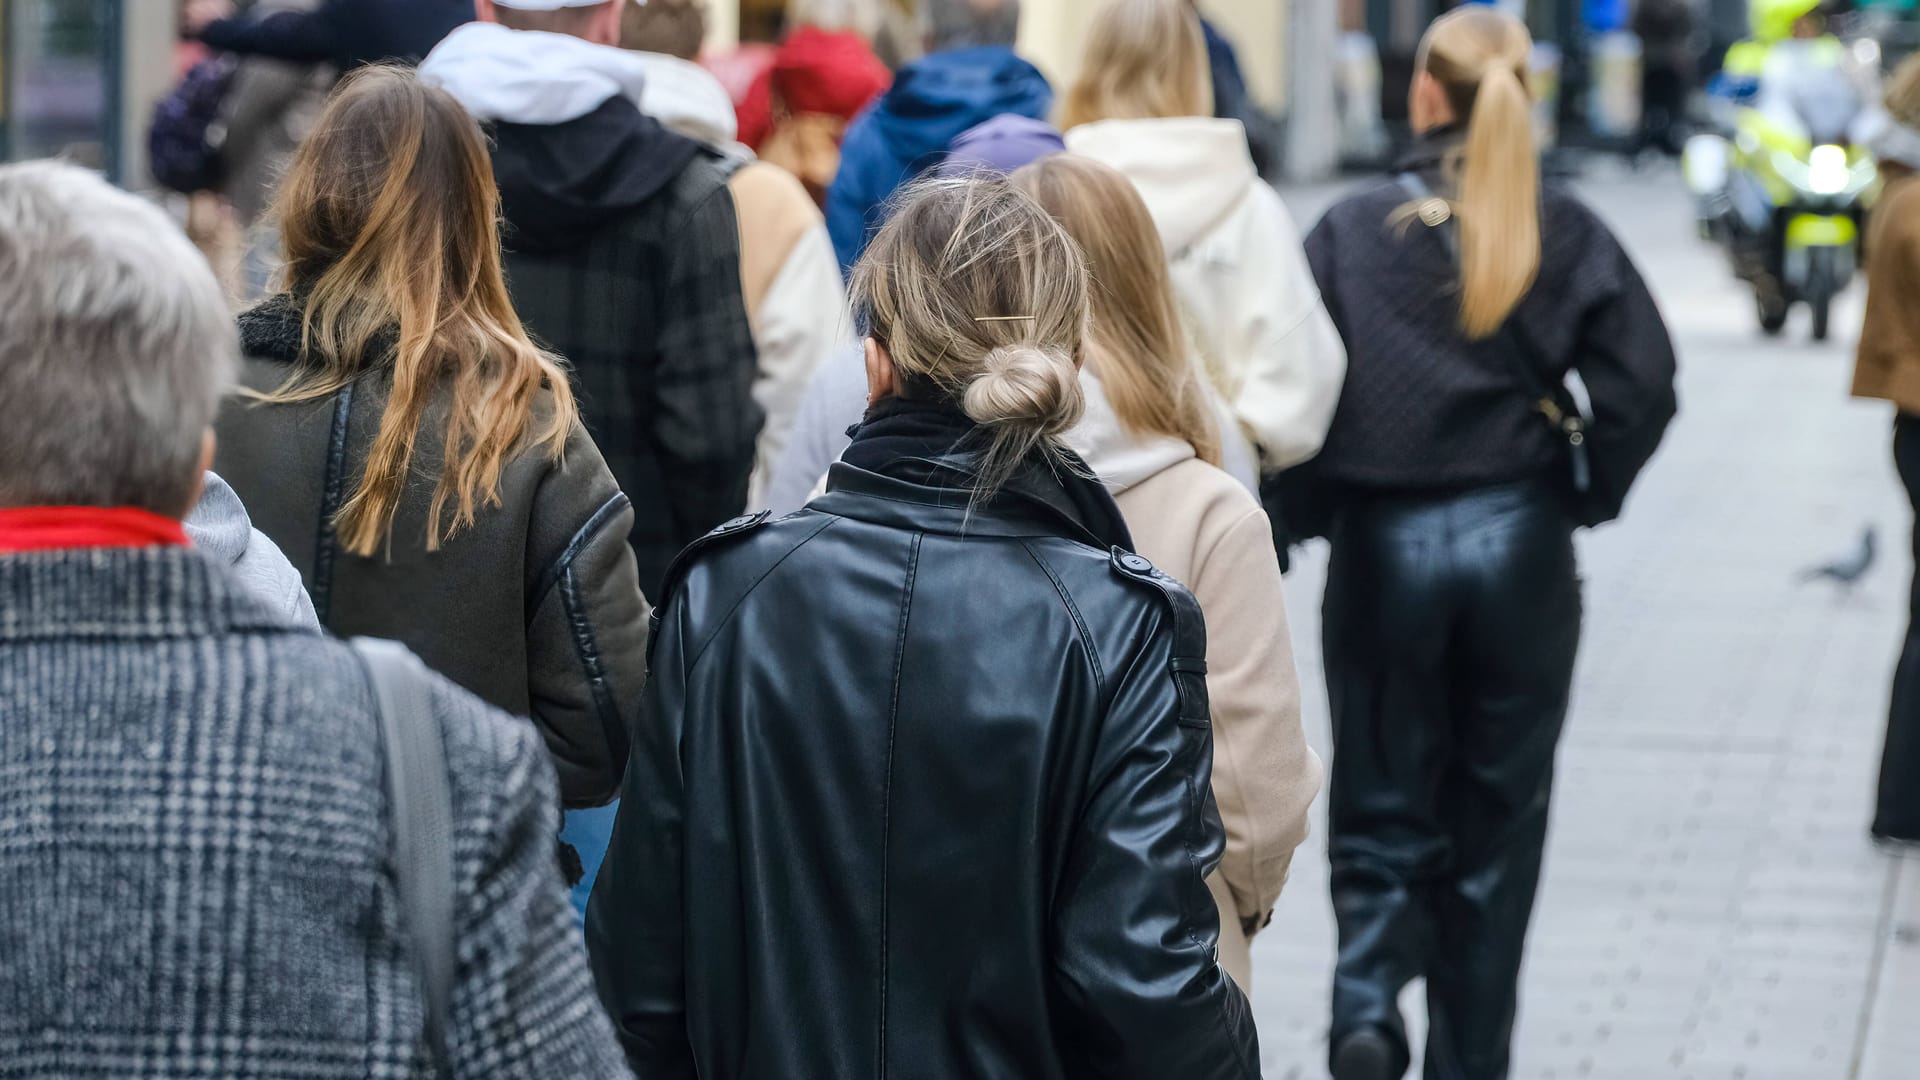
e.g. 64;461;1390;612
504;152;762;600
0;547;631;1078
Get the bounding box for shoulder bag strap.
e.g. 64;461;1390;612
352;638;456;1075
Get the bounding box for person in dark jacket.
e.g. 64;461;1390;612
1302;9;1678;1080
825;0;1052;272
184;0;470;70
0;157;628;1079
587;175;1260;1080
1634;0;1697;158
215;67;651;811
421;0;762;598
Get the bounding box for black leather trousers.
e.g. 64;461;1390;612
1323;481;1582;1080
1877;414;1920;842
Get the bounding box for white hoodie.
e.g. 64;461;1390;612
1066;117;1348;470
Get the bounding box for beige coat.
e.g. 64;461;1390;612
1066;373;1323;994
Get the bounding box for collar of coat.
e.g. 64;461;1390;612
0;545;310;643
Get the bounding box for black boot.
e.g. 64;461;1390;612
1332;1027;1402;1080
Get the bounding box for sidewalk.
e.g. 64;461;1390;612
1252;172;1919;1079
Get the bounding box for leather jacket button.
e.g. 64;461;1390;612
1120;553;1154;574
719;515;757;532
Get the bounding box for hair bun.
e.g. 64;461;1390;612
961;343;1085;437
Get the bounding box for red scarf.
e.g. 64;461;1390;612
0;507;190;553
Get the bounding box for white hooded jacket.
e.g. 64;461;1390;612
1066;116;1347;470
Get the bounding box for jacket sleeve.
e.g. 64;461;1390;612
1571;229;1680;520
586;596;694;1079
438;683;633;1078
652;182;763;546
196;0;345;62
1049;593;1262;1080
746;222;849;507
1190;507;1322;934
525;421;652;808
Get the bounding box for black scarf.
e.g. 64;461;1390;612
842;395;1135;552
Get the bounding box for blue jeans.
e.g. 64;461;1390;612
560;801;621;920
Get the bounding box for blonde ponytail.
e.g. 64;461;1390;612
1420;6;1540;339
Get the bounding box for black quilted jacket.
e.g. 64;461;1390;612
1304;136;1678;515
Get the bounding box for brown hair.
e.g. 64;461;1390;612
262;65;576;556
1058;0;1213;131
1011;154;1221;466
851;176;1090;493
621;0;708;60
1419;6;1539;339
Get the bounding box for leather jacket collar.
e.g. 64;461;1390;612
814;454;1132;552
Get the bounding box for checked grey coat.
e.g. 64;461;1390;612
0;546;631;1079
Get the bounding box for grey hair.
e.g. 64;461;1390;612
0;161;237;515
922;0;1021;52
790;0;880;37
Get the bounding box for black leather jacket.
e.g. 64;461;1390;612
586;458;1260;1080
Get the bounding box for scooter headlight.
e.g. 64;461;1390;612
1808;144;1850;196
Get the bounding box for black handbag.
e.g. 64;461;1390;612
1394;173;1608;525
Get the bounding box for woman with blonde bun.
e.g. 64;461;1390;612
588;175;1261;1080
1304;9;1677;1078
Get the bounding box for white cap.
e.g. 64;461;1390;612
493;0;634;9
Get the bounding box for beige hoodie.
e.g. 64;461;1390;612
1065;372;1323;993
1066;117;1347;471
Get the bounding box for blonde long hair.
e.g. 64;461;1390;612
1420;6;1540;339
1058;0;1213;130
851;176;1091;494
1011;154;1222;466
261;65;576;556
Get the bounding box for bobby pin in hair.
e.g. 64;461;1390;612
973;315;1037;322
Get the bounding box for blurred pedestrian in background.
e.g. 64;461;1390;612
1634;0;1699;158
1186;0;1281;177
621;0;851;512
1852;54;1920;849
826;0;1051;272
1303;8;1678;1078
1015;153;1322;994
183;0;470;70
588;176;1259;1079
211;2;333;297
0;158;629;1079
422;0;761;599
214;68;651;821
1063;0;1346;478
736;0;893;203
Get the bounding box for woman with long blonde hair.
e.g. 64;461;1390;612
1302;9;1677;1078
1013;153;1321;996
215;65;652;816
1061;0;1345;476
